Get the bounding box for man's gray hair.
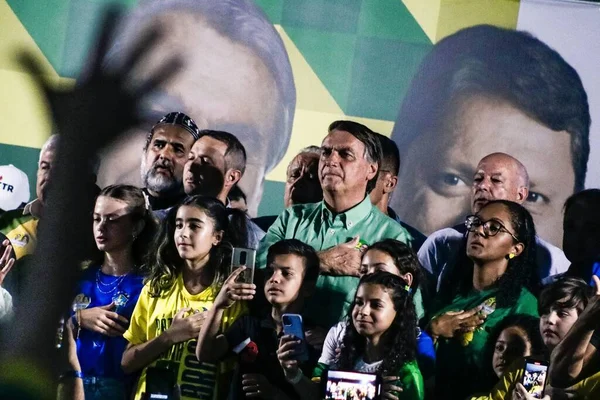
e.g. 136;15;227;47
39;134;60;164
39;134;100;175
300;145;322;155
107;0;296;173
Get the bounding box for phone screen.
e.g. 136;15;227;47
145;367;176;400
521;359;548;398
230;247;256;284
324;370;381;400
282;313;309;362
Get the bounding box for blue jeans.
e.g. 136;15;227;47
83;376;126;400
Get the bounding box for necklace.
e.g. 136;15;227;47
95;269;129;295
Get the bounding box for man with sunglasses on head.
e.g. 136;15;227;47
418;152;569;294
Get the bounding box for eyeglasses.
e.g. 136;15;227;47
465;215;520;242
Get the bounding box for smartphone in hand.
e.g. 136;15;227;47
521;358;549;399
282;313;309;362
230;247;256;284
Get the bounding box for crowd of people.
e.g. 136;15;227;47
0;9;599;400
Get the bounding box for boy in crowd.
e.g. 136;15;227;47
196;239;320;399
480;277;596;399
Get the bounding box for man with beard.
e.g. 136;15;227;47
141;112;199;216
183;130;265;248
253;145;323;232
419;152;569;294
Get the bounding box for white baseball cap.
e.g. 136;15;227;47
0;165;31;211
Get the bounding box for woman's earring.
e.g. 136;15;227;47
505;253;515;260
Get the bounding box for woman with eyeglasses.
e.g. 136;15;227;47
425;200;539;400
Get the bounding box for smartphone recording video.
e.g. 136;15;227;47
323;370;381;400
521;359;548;399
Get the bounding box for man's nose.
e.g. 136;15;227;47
158;145;174;159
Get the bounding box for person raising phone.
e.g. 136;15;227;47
121;196;249;400
196;239;320;399
278;272;425;400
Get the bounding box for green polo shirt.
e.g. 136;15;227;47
257;196;413;328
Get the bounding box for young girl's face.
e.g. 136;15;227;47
352;283;397;343
93;196;136;253
359;249;413;286
174;205;222;262
540;302;579;350
492;326;532;378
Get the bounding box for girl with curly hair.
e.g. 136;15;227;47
426;200;539;399
278;271;424;400
121;195;248;400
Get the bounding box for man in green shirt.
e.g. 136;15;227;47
257;120;413;328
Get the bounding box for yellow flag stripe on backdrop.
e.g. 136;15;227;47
0;0;74;148
402;0;520;43
1;0;518;183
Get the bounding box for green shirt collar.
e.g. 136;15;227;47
319;195;372;229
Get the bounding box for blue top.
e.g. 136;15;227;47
72;264;144;379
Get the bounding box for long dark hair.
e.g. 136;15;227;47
363;239;424;291
90;184;157;271
438;200;537;308
145;195;248;297
338;272;417;375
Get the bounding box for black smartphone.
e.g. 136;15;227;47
145;366;176;400
521;358;549;399
323;370;382;400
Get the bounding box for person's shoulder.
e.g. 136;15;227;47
430;226;464;240
535;236;570;269
420;227;464;251
398;359;422;375
0;208;29;230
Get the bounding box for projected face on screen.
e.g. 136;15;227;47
97;0;295;216
390;25;590;249
392;95;574;247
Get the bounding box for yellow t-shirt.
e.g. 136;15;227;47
124;274;246;400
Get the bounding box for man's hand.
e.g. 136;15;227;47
0;239;15;287
428;307;485;339
79;302;129;337
242;373;279;398
165;308;207;344
213;267;256;310
318;237;363;276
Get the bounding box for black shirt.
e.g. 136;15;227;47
223;315;319;400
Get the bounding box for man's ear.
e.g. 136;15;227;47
225;169;242;189
366;163;378;181
516;186;529;203
383;174;398;195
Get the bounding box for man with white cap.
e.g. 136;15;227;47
0;164;30;213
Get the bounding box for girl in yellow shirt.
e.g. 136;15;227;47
121;196;249;400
